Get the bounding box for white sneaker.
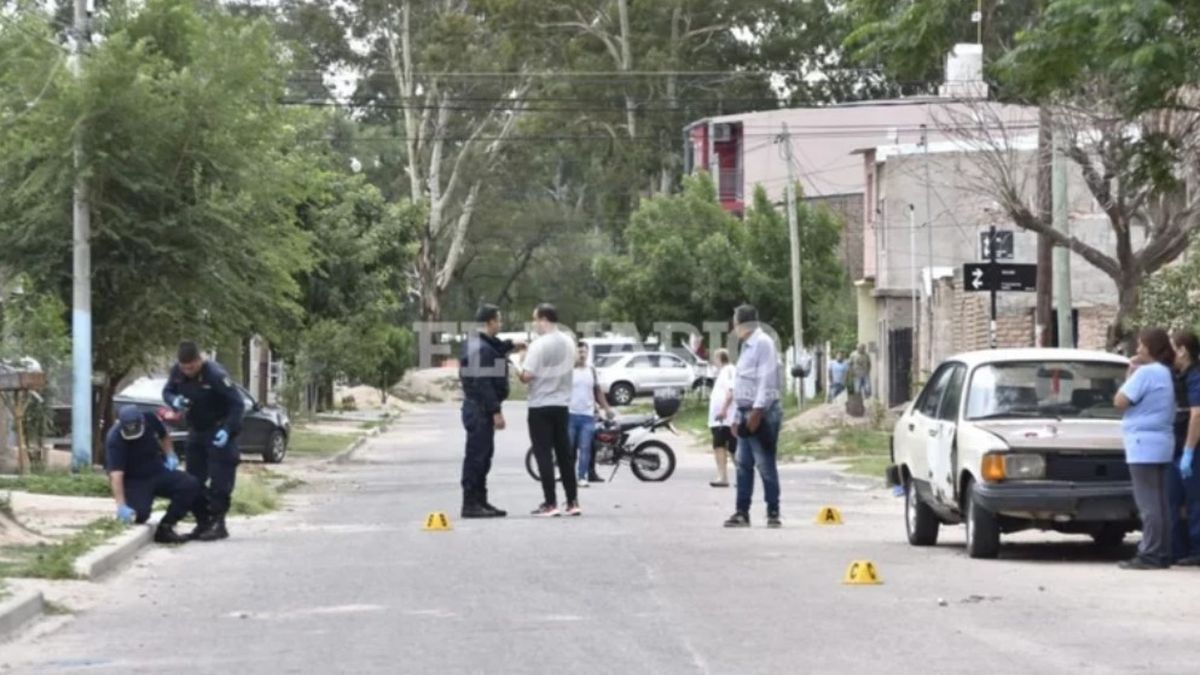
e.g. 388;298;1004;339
578;478;590;488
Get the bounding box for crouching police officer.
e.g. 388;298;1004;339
107;405;205;544
163;341;245;541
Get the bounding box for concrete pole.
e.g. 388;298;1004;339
781;123;804;408
1053;126;1074;347
909;204;918;371
922;124;933;374
70;0;92;471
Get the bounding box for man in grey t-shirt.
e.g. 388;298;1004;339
518;303;580;516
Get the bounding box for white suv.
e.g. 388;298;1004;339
886;348;1135;559
595;352;695;406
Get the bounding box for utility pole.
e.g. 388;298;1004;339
989;223;998;349
1035;108;1054;347
1052;125;1074;348
70;0;92;470
780;123;804;409
921;124;933;375
909;204;918;365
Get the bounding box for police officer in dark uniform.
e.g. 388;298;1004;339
106;405;205;544
162;341;245;541
460;304;522;518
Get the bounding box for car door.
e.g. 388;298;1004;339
656;354;693;390
625;355;657;392
237;388;267;451
928;364;967;504
901;365;953;500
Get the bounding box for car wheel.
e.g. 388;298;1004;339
261;430;287;464
1091;524;1126;548
904;477;940;546
964;479;1000;559
610;382;635;406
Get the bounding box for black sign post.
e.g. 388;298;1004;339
962;224;1038;348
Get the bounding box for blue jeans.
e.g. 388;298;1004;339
735;402;783;514
854;375;871;398
568;413;596;480
1169;449;1200;561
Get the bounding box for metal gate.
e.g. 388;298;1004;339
888;328;913;407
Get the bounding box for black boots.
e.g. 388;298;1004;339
154;523;188;544
462;493;507;518
193;515;229;541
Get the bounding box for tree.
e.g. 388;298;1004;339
984;0;1200;346
0;1;315;454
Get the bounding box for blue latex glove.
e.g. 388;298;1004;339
1182;447;1196;480
164;454;180;472
170;395;189;411
116;504;136;524
213;429;229;448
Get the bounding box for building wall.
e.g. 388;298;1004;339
808;192;865;281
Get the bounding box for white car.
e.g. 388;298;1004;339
580;336;640;366
595;351;695;406
886;348;1135;559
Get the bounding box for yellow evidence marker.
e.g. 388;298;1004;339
423;512;453;531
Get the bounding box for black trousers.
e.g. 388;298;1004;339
125;470;206;527
529;406;577;506
186;430;239;518
461;402;496;505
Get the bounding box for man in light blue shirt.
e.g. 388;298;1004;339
828;352;848;401
725;304;783;529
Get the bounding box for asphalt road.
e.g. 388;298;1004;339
4;402;1200;674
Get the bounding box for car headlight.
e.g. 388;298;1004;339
982;452;1046;482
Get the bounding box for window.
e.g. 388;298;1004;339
659;355;688;369
628;355;655;369
937;365;967;421
964;360;1128;420
916;365;955;419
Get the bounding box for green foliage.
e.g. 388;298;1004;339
0;0;316;391
1138;237;1200;331
0;471;112;498
596;178;853;349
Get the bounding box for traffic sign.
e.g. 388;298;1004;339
979;230;1014;261
963;263;1037;293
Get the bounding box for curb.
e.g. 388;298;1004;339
0;590;44;643
73;524;154;580
332;423;389;465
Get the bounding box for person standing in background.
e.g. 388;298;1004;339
724;305;783;529
459;304;521;519
1114;328;1177;570
1170;329;1200;566
827;351;848;402
569;343;615;488
708;349;736;488
849;345;871;398
518;304;581;517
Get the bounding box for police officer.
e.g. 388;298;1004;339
162;341;245;541
460;304;522;518
106;405;205;544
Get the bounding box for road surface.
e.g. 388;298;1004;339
4;402;1199;674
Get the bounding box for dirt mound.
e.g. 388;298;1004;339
393;367;462;403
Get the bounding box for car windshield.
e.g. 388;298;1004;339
964;361;1127;421
117;377;167;402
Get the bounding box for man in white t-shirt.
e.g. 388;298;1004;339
518;303;580;516
707;348;736;488
570;344;616;487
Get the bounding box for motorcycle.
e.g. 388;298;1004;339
524;413;679;483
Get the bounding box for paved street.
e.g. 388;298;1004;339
4;402;1200;674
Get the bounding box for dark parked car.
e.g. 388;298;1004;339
113;377;291;463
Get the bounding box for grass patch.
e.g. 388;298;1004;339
229;468;281;516
0;472;111;498
289;429;362;457
44;600;73;615
839;454;892;479
0;518;125;580
779;425;890;462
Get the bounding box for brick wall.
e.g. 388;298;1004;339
1077;306;1117;350
807;192;865;282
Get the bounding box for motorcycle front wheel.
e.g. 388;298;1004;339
629;440;676;482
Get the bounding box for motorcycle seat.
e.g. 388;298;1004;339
612;414;653;431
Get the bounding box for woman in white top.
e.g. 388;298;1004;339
708;349;736;487
570;344;616;486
